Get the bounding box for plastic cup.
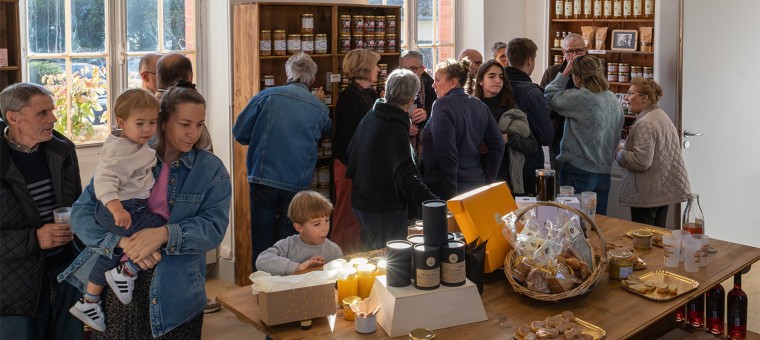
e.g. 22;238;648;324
53;207;72;224
580;192;597;220
671;230;691;262
661;234;680;268
559;186;574;197
690;234;710;267
682;238;701;273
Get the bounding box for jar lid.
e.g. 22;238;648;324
608;248;634;259
632;230;653;238
342;296;361;307
409;328;436;340
274;29;286;33
535;169;556;176
301;13;314;17
315;34;327;37
260;29;271;32
287;34;301;37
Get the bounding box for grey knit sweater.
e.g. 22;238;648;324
544;74;624;174
255;234;343;275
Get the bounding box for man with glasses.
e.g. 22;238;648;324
491;41;508;67
457;49;483;79
505;38;553;196
139;53;162;94
399;50;436;160
541;33;587;172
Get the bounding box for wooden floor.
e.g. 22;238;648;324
202;268;760;339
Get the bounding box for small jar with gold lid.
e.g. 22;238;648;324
409;328;436;339
632;230;653;250
608;248;634;280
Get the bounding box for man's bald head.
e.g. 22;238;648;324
139;53;162;93
156;53;193;90
458;49;483;78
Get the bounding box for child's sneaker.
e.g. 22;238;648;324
105;262;136;305
69;298;106;332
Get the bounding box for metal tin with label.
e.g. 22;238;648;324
414;244;440;290
440;241;466;287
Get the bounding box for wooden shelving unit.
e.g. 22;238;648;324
548;0;657;137
231;2;401;286
0;0;21;90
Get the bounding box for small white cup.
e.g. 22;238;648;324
682;238;702;273
671;230;691;262
355;314;377;334
690;234;710;267
53;207;72;224
661;235;680;268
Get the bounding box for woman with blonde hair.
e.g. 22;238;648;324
544;55;624;215
422;59;504;199
616;78;690;227
331;49;380;253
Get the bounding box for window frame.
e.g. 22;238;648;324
19;0;201;145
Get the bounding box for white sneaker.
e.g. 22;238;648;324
105;263;136;305
69;298;106;332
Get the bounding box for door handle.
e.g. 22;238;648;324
683;130;703;138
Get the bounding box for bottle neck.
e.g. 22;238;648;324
734;274;742;288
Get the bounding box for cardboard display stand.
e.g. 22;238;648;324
369;275;487;337
257;283;336;326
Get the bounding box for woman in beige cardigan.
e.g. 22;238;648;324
616;78;691;227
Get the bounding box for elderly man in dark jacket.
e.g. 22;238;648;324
0;83;84;339
506;38;554;195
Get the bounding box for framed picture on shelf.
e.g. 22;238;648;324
611;29;638;52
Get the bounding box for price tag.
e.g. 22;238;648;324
330;73;342;83
588;49;607;54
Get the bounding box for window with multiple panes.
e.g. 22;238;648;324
24;0;197;144
368;0;456;73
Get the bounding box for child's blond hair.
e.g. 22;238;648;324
113;88;160;121
288;190;333;225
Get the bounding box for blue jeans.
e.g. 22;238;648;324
89;198;166;286
558;163;611;215
250;183;297;270
353;208;410;251
0;265;83;340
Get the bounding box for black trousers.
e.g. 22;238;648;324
630;205;669;228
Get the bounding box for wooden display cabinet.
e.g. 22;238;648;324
0;0;21;90
547;0;656;136
232;2;401;285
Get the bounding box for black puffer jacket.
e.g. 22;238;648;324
0;119;82;316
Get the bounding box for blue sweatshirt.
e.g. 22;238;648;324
421;88;505;199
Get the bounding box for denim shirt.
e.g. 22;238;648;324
232;82;332;191
58;149;231;337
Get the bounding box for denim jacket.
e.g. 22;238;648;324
232;82;332;191
58;149;231;337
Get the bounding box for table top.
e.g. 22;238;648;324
216;216;760;339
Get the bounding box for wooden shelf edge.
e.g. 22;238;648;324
0;66;21;71
260;53;334;60
549;48;654;55
609;81;632;86
551;18;654;23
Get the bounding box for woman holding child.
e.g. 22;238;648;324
61;81;231;338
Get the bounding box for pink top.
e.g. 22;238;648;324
147;163;171;221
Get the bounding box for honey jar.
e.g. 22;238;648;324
632;230;653;250
385;15;397;34
608;248;634;280
273;30;287;56
259;30;272;56
608;72;618;82
300;34;314;54
342;296;361;321
339;35;352;53
386;34;397;52
631;65;643;78
287;34;301;54
618;62;630;74
364;15;376;34
376;33;386;53
607;62;618;73
262;75;275;89
618;73;631;83
339;15;352;35
352;15;365;35
352;34;365;49
314;34;328;54
365;34;377;51
375;16;385;34
300;13;314;34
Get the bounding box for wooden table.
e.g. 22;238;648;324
217;216;760;339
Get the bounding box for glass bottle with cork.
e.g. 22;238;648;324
727;273;748;340
705;283;726;335
564;0;573;19
683;193;704;234
555;0;564;18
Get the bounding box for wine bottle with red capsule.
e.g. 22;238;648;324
727;273;747;340
705;283;725;335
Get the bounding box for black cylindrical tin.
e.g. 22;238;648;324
386;240;413;287
422;200;448;246
413;244;440;290
440;241;466;287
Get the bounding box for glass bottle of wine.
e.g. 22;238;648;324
705;283;725;335
727;273;748;339
686;294;704;328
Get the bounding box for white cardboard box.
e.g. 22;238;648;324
368;275;487;337
515;196;581;225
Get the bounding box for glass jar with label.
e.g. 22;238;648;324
352;15;365;35
607;72;618;82
339;15;352;35
618;63;630;74
301;13;314;34
314;34;328;54
375;16;385;34
608;249;634;280
631;66;643;78
352;34;365;49
385;15;397;34
378;63;388;80
339;35;352;53
259;30;272;56
287;34;301;54
273;30;287;56
262;75;275;89
386;34;397;52
364;15;376;34
643;66;654;79
366;34;377;52
607;62;618;73
300;34;314;54
376;34;386;53
618;73;630;83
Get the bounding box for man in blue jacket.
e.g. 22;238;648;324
505;38;554;195
232;53;332;270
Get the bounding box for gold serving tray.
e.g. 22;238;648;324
622;270;700;301
625;227;671;248
575;317;607;339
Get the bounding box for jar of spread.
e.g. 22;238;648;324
287;34;301;54
643;66;654;79
607;72;618;82
259;30;272;56
352;15;365;35
364;15;376;34
300;13;314;34
262;75;275;89
386;15;397;34
631;65;643;78
376;33;386;53
314;34;328;54
607;62;618;74
300;34;314;54
386;34;397;52
339;35;352;53
618;62;630;74
618;73;630;83
352;34;365;49
339;15;352;35
608;248;634;280
365;34;377;51
376;16;385;34
632;230;653;250
273;30;287;56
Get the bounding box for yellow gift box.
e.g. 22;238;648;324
446;182;517;273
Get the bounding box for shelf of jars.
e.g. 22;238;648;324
549;48;653;55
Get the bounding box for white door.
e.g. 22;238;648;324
681;0;760;247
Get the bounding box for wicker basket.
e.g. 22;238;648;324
504;201;608;301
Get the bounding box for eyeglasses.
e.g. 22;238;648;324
400;65;423;72
563;48;586;54
626;91;645;97
497;55;507;61
472;60;483;65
